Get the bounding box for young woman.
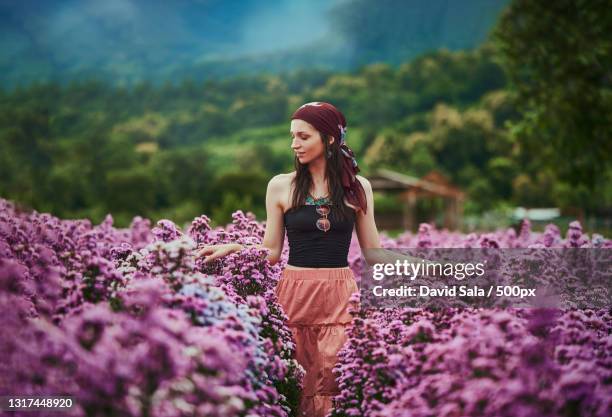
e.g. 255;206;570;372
197;101;382;417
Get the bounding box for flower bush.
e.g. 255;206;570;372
0;199;302;417
0;197;609;417
332;219;611;417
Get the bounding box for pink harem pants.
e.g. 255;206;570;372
275;266;359;417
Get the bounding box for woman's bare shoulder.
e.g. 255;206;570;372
355;174;372;191
344;175;371;214
269;172;296;213
270;171;296;187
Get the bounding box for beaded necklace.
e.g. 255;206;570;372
305;194;332;206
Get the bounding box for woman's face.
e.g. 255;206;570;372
290;119;332;164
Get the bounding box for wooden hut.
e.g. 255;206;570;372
367;168;465;231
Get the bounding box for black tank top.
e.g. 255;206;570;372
284;202;356;267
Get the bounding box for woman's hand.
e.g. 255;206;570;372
196;243;243;263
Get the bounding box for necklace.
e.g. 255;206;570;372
306;194;331;205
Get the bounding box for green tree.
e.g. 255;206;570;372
210;170;268;217
0;105;52;208
150;147;215;210
494;0;612;190
211;192;255;227
106;167;157;215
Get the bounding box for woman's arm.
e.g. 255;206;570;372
354;175;382;265
247;174;286;265
198;175;286;265
354;175;438;267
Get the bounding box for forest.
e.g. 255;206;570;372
0;0;609;232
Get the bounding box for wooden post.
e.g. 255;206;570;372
402;191;416;232
444;198;453;230
456;196;464;231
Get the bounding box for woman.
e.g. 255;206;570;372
197;101;382;417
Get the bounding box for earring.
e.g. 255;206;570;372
326;150;332;159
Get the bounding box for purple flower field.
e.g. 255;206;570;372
0;197;610;417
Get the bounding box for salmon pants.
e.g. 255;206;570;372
275;266;359;417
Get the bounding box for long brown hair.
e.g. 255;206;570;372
290;133;356;221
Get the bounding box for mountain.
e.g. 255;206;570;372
0;0;509;88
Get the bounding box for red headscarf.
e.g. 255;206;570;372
291;102;367;214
